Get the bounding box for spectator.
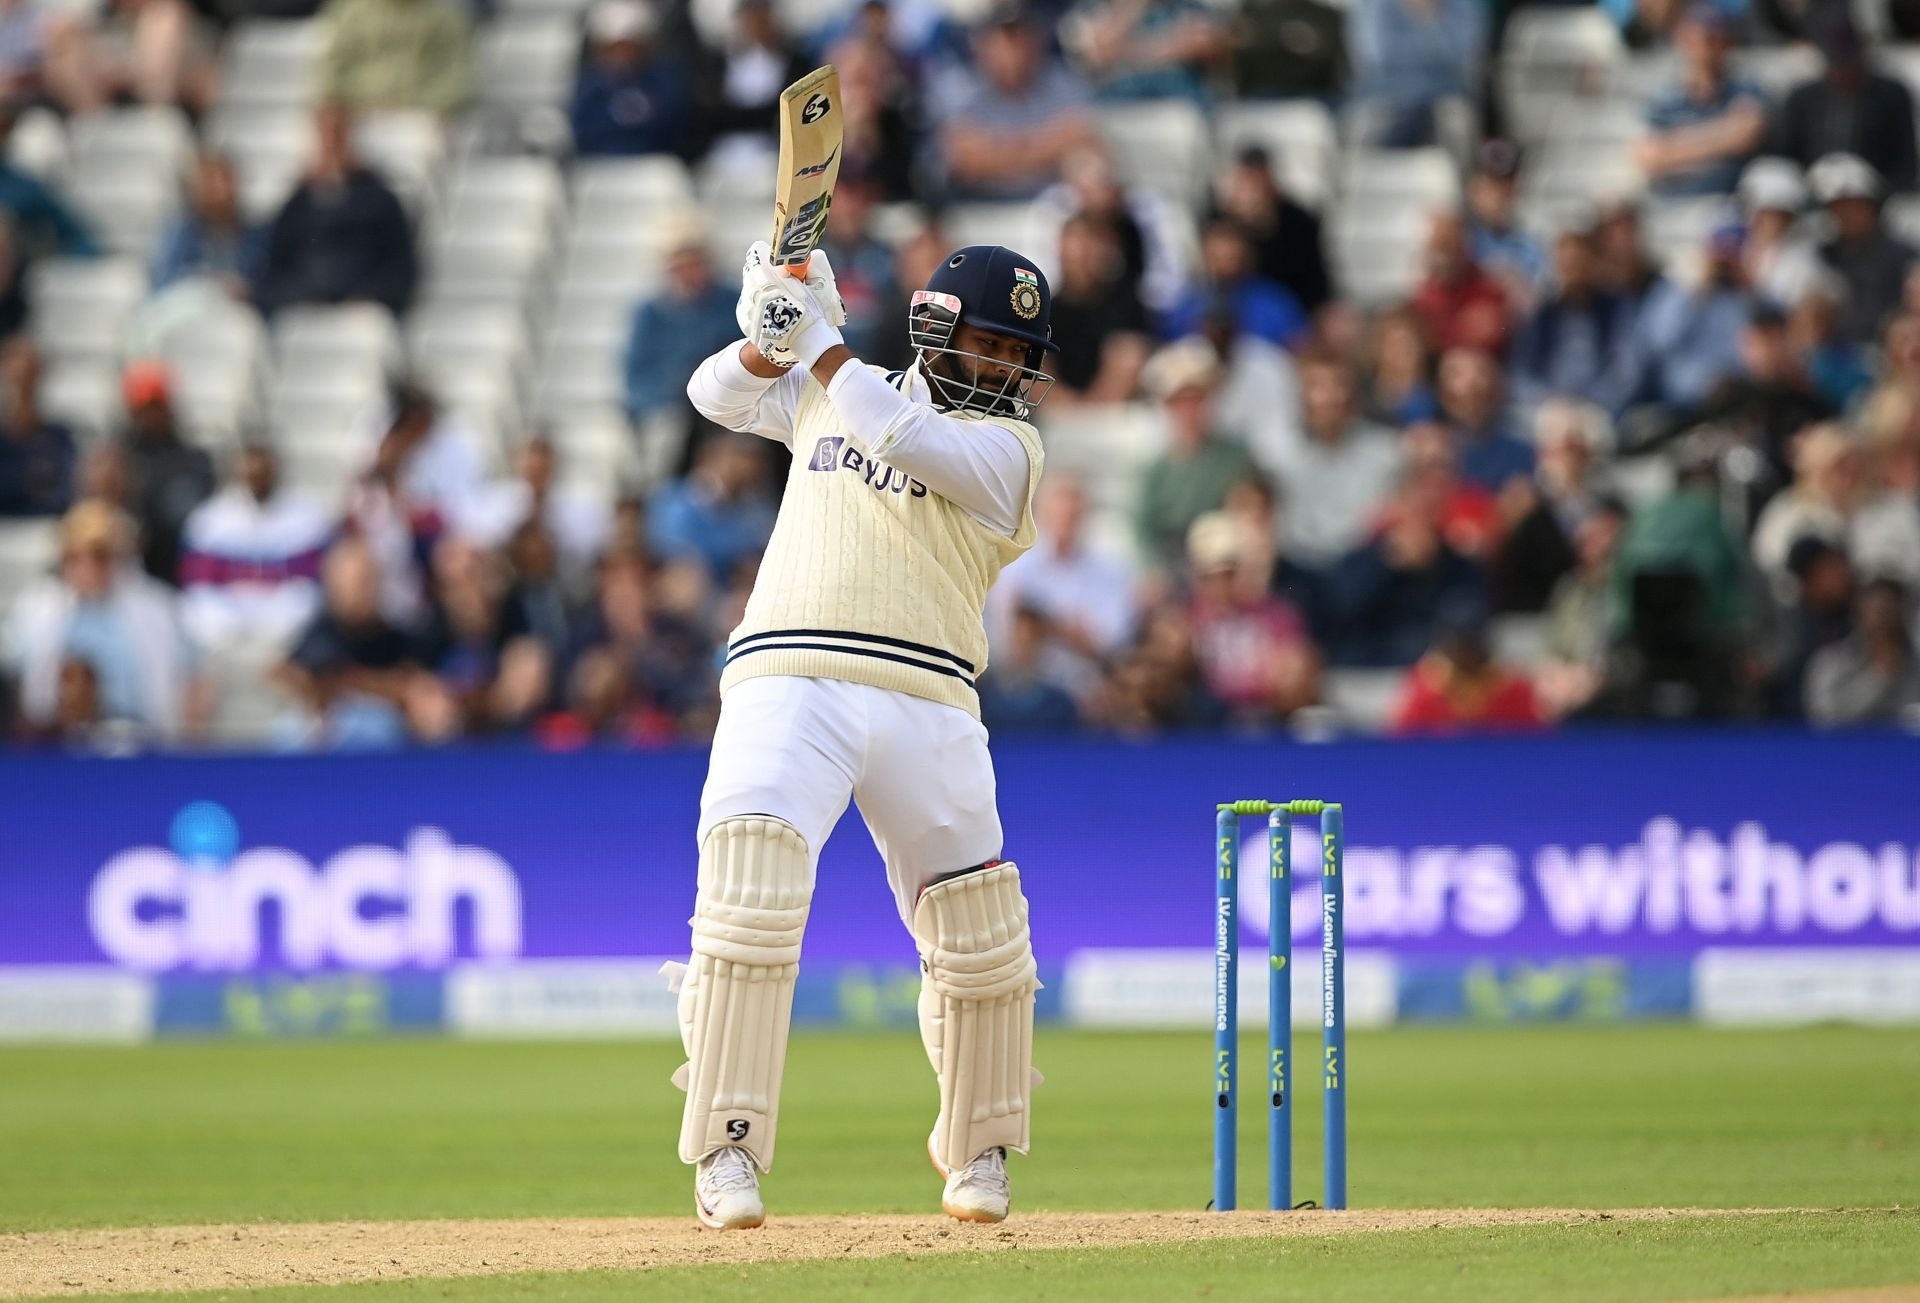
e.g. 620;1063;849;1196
1769;10;1918;194
1809;153;1916;346
1770;535;1856;716
0;0;103;114
624;216;737;428
1097;601;1227;732
467;436;613;583
694;0;810;170
1389;615;1542;734
1184;509;1319;721
878;216;951;373
826;11;922;202
1496;398;1612;613
1751;422;1864;592
501;517;585;670
413;536;549;737
977;604;1082;732
1411;209;1512;355
178;443;332;652
932;1;1099;202
116;360;215;585
1211;144;1332;315
1362;306;1439;425
276;535;436;748
1133;340;1260;572
1806;578;1920;725
818;172;900;363
1345;0;1484;159
1060;0;1229;103
0;337;73;518
14;656;106;748
151;152;264;295
342;393;450;627
1396;419;1501;561
1607;222;1752;416
1636;6;1766;197
0;218;24;340
1592;200;1668;329
558;551;716;743
1613;446;1751;644
1044;213;1152;404
1199;302;1301;449
1736;157;1818;309
1437;347;1533;493
254;104;418;319
1229;0;1347;100
1326;452;1487;666
1510;225;1627;412
1254;352;1401;567
318;0;471;115
2;500;205;741
1793;274;1873;412
1160;215;1308;347
1648;305;1831;481
1464;139;1547;301
569;0;694;159
89;0;221;116
1031;147;1190;316
0;99;96;258
646;430;775;583
991;475;1140;699
1853;416;1920;589
1536;494;1628;718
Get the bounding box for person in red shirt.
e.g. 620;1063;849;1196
1390;615;1543;734
1410;209;1512;354
1184;510;1320;722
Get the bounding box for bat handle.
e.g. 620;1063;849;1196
779;262;807;279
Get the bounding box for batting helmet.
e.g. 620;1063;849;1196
909;245;1058;419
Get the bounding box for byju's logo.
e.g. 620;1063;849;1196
87;801;524;973
808;436;845;470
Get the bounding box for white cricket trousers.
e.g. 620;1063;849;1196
698;675;1005;927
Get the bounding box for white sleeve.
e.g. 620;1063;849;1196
686;345;804;448
823;363;1032;537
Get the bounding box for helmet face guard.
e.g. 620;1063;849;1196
909;290;1056;420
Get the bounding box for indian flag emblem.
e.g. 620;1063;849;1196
1014;268;1038;287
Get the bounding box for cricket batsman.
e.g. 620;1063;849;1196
669;240;1057;1229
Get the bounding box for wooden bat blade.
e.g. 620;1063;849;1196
772;65;843;279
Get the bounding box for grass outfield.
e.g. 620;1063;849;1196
1;1026;1916;1300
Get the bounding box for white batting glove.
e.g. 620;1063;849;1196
800;248;848;328
747;275;844;370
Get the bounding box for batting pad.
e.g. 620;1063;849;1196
673;816;813;1170
914;861;1039;1173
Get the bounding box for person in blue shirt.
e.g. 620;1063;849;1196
1604;222;1753;415
1160;215;1308;347
568;0;696;159
1437;346;1534;492
1637;6;1767;196
1346;0;1485;151
645;429;776;583
623;224;739;428
151;153;264;293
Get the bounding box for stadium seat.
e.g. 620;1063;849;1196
68;108;195;187
38;359;122;440
1733;45;1822;98
475;18;580;112
1099;102;1214;207
1322;668;1407;732
275;304;405;374
353;111;448;215
1489;614;1550;667
28;258;149;364
67;171;180;262
1216;101;1339;210
0;519;58;613
219;20;322;111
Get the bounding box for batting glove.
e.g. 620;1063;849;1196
746;275;844;370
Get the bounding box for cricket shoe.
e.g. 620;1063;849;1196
694;1146;765;1230
928;1129;1011;1223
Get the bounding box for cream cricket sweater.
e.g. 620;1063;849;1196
689;351;1045;718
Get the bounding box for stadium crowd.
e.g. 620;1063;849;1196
2;0;1920;750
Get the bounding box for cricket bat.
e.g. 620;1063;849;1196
771;65;843;279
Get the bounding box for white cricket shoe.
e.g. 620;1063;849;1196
694;1146;765;1230
928;1129;1011;1223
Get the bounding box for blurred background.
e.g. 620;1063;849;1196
0;0;1916;1039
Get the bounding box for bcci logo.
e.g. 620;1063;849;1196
808;436;845;471
1010;267;1041;321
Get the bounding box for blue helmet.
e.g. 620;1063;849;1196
909;245;1058;419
